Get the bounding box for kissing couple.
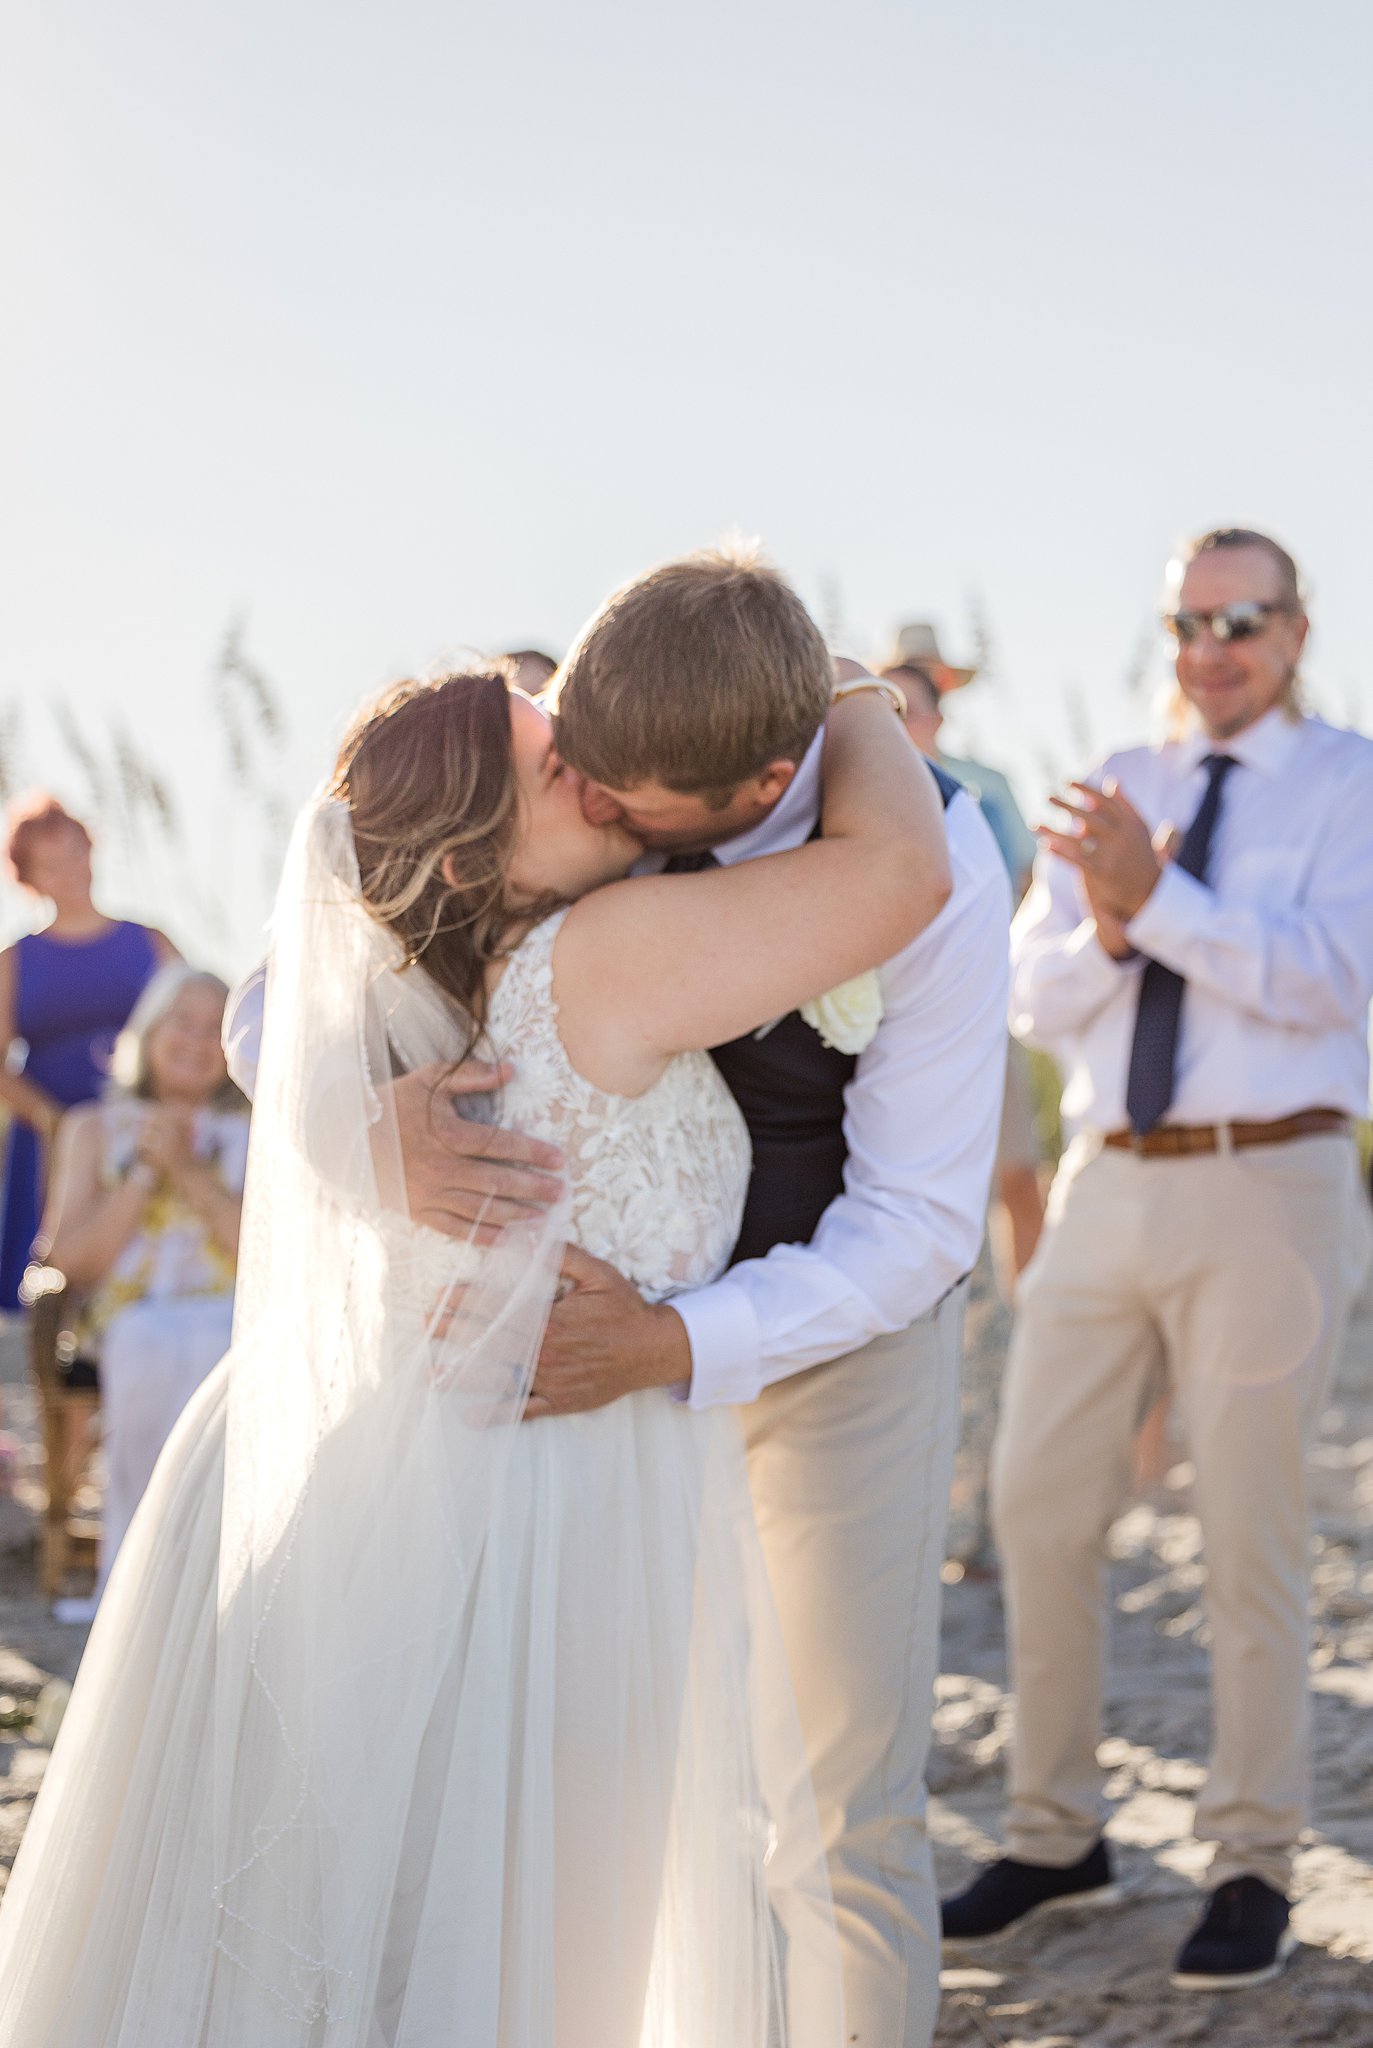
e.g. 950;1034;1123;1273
0;544;1010;2048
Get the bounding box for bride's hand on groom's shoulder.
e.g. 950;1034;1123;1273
385;1060;565;1245
524;1246;692;1418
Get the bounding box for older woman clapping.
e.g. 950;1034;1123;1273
40;965;248;1614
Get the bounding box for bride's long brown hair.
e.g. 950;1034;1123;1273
331;667;524;1060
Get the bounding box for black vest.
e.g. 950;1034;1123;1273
710;759;961;1265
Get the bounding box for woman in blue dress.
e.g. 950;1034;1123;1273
0;796;175;1306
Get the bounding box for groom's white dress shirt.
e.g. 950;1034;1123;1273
223;733;1011;1412
668;735;1010;1408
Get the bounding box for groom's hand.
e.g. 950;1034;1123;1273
525;1245;692;1418
387;1061;565;1245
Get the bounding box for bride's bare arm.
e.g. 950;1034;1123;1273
554;690;951;1091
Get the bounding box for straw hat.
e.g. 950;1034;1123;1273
882;621;977;693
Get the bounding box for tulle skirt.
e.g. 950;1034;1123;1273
0;1361;840;2047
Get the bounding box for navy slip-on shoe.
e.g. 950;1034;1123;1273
1171;1876;1297;1992
941;1839;1120;1943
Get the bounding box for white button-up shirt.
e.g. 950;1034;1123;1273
1010;708;1373;1137
224;735;1012;1410
671;734;1010;1408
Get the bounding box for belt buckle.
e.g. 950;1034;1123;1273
1130;1131;1149;1156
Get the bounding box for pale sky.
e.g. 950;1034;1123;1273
4;0;1371;973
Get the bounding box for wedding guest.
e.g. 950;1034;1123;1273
939;1234;1012;1577
883;645;1045;1274
503;648;559;698
944;528;1373;1990
0;796;174;1307
40;964;247;1618
885;642;1044;1573
885;622;1035;887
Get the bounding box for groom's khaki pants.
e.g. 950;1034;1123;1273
739;1282;965;2048
991;1132;1372;1894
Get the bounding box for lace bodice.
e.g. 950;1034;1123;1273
482;911;750;1301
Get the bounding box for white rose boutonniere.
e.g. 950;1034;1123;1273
799;970;884;1055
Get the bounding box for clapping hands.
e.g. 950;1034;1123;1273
1037;779;1177;955
133;1105;197;1181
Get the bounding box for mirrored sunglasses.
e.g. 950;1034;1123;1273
1163;601;1288;646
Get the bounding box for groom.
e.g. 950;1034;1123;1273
412;547;1010;2044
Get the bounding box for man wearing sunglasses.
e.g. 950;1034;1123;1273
942;528;1373;1990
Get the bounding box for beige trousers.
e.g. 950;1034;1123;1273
739;1283;965;2048
991;1132;1372;1893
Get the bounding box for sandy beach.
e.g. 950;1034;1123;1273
931;1273;1373;2047
3;1290;1371;2045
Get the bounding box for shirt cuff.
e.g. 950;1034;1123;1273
1011;917;1139;1036
670;1279;764;1410
1124;863;1210;972
1065;914;1143;975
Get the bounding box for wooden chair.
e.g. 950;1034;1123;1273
21;1263;101;1598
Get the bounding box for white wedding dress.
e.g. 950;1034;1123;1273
0;806;842;2048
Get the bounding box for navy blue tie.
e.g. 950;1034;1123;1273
1124;752;1238;1136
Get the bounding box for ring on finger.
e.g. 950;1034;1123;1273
1080;833;1098;855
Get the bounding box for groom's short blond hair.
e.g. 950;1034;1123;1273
552;543;834;797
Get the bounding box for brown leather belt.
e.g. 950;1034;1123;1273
1103;1108;1350;1158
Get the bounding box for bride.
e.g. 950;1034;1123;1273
0;657;948;2047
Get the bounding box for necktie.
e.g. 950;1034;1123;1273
662;848;721;874
1124;752;1238;1136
